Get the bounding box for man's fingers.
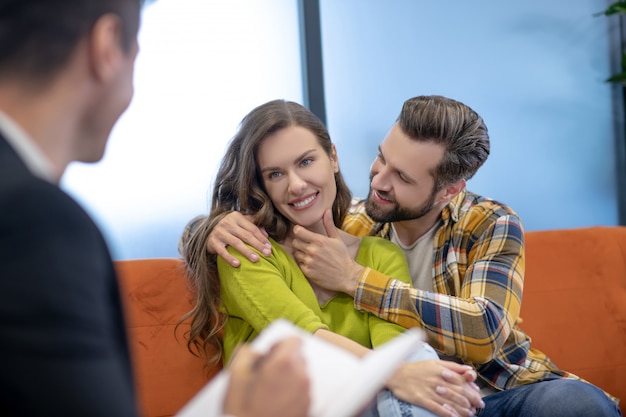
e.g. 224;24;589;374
292;225;315;245
322;209;339;238
228;214;271;256
228;343;259;371
206;211;272;267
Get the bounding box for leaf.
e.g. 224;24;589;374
603;1;626;16
606;72;626;84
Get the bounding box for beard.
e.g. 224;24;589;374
365;186;437;223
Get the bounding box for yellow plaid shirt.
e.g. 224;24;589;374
344;190;595;393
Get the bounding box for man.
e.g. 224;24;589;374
0;1;309;416
198;95;621;417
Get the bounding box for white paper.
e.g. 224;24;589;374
176;320;425;417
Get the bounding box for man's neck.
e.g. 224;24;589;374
0;81;81;183
390;206;445;246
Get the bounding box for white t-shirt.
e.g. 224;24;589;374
389;220;441;291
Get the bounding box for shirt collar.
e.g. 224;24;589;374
441;189;467;225
0;111;56;183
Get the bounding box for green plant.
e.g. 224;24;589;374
598;1;626;84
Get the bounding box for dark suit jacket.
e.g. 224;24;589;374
0;134;139;416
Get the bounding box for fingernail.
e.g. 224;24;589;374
249;253;259;262
262;247;271;256
479;400;485;408
442;403;457;416
472;382;480;391
231;259;240;267
435;385;447;395
442;369;453;379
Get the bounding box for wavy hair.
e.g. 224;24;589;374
181;99;352;365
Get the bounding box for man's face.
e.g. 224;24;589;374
365;123;445;223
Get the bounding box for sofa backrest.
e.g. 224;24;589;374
115;258;219;417
521;226;626;412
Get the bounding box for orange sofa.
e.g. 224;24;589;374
115;226;626;417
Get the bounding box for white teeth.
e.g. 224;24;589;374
293;195;315;208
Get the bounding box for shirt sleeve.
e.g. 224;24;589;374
356;238;414;349
355;214;525;364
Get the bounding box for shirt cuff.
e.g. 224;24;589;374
354;267;396;319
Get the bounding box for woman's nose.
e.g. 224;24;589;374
288;172;307;194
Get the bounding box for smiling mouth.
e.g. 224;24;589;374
291;193;317;208
373;190;393;203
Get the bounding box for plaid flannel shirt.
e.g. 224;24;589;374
344;190;583;392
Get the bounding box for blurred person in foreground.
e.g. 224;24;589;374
0;1;309;416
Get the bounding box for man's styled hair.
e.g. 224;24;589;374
397;95;490;190
0;0;143;82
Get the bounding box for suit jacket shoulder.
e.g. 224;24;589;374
0;135;139;417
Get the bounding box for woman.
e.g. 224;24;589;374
183;99;479;417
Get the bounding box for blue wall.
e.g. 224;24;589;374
319;0;619;231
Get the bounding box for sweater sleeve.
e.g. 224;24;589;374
218;242;328;359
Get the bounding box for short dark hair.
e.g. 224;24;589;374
0;0;143;82
397;95;490;190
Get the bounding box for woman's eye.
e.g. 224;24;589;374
301;158;313;167
268;171;282;179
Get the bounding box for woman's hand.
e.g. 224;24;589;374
386;359;485;417
206;212;272;267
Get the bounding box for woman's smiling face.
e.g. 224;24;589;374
256;125;339;231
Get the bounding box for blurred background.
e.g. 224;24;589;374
61;0;623;259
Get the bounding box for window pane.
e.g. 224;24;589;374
61;0;303;259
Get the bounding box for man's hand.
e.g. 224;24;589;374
223;337;311;417
292;210;363;297
207;212;272;267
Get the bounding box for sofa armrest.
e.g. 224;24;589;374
115;258;221;417
521;226;626;413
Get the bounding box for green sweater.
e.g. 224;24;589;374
218;236;412;364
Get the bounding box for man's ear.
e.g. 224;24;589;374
439;178;466;204
88;14;124;83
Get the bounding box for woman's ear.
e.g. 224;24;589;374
331;144;339;173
